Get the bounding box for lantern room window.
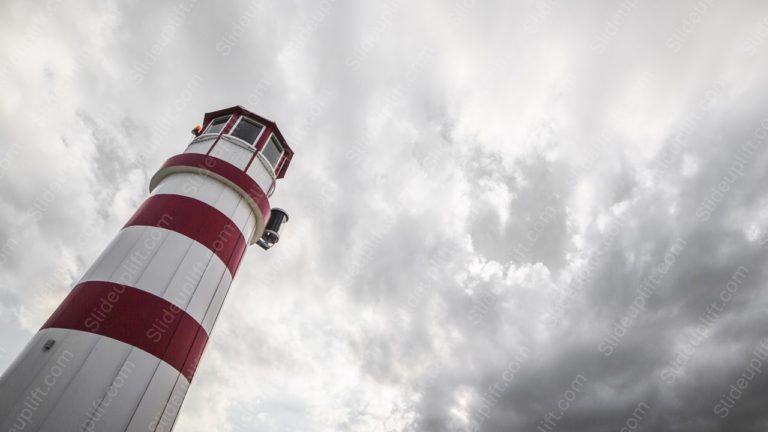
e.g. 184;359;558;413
204;115;230;135
231;117;264;146
262;135;283;170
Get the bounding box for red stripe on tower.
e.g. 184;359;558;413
150;153;271;229
124;194;248;276
41;281;208;382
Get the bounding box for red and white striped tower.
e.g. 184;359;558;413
0;106;293;431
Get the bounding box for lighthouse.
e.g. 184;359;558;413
0;106;293;431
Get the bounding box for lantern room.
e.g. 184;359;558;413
187;106;294;197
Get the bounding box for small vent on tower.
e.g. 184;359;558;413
42;339;56;352
257;208;289;250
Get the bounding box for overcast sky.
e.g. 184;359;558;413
2;0;768;431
